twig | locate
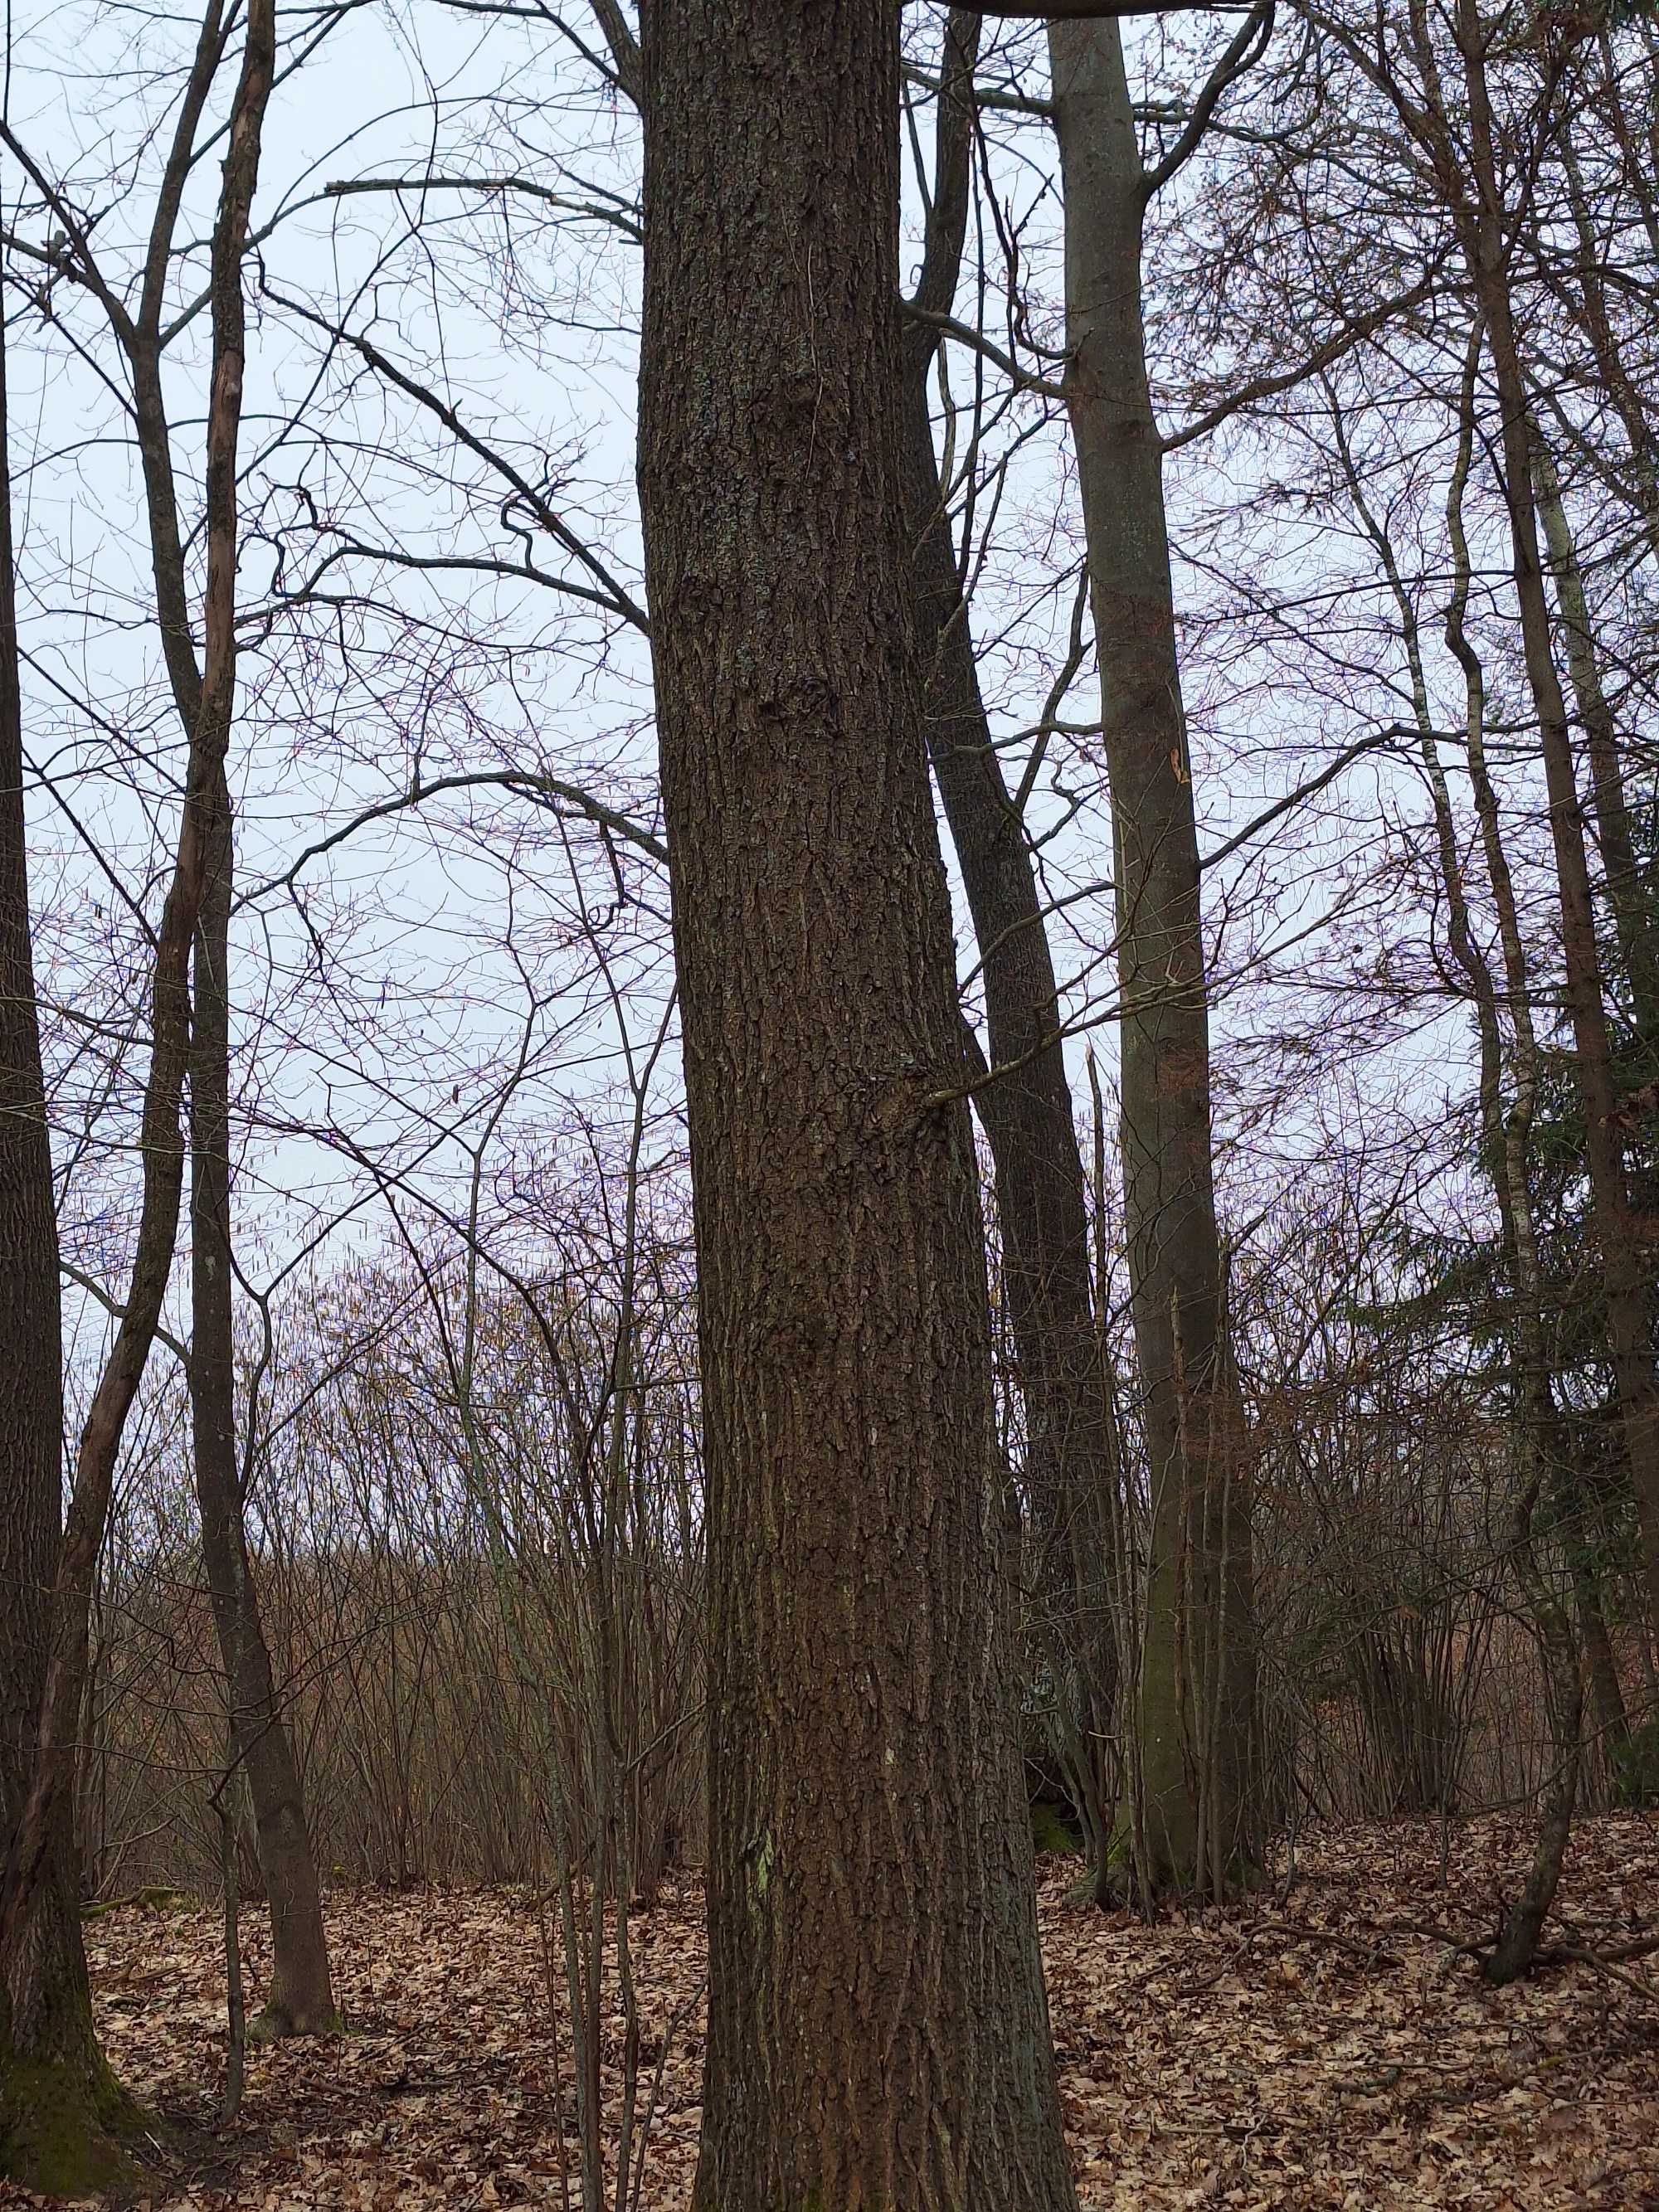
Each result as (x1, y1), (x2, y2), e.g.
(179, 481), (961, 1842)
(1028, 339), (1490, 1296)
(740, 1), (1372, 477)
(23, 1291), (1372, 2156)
(1143, 1917), (1403, 1997)
(626, 1976), (707, 2212)
(212, 1735), (246, 2123)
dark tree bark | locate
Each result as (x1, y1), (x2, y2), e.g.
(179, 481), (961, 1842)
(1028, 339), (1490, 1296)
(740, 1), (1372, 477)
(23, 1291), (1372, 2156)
(902, 8), (1118, 1891)
(1048, 16), (1256, 1900)
(635, 2), (1078, 2205)
(0, 275), (139, 2198)
(190, 770), (337, 2036)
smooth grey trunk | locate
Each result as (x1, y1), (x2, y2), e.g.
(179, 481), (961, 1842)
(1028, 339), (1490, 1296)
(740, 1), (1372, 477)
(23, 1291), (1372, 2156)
(902, 7), (1117, 1889)
(1048, 14), (1255, 1898)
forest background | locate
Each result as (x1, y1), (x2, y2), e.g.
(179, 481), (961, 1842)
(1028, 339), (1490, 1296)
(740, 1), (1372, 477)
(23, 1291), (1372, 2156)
(2, 0), (1657, 2202)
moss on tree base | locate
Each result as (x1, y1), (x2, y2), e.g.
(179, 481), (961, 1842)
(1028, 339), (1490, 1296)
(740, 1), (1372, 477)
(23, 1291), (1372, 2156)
(0, 2049), (148, 2199)
(248, 2001), (342, 2045)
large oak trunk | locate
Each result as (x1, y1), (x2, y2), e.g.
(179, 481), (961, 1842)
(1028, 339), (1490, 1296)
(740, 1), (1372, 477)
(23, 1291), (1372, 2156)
(635, 3), (1078, 2204)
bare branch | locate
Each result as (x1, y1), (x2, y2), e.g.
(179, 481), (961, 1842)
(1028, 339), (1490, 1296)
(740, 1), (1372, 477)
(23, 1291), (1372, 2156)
(240, 770), (667, 912)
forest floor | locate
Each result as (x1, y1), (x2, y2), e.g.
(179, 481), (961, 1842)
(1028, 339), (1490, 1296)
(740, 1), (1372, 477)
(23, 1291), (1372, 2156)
(7, 1814), (1659, 2210)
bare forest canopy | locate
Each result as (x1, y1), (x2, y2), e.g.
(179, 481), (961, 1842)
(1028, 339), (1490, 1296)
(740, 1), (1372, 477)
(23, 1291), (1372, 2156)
(2, 0), (1659, 2206)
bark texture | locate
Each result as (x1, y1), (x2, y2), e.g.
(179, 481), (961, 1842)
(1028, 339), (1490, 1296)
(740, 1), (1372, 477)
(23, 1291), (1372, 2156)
(635, 2), (1078, 2204)
(1048, 17), (1255, 1898)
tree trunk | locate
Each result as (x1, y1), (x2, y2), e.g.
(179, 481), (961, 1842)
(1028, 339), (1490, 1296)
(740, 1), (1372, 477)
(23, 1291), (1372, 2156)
(1576, 1563), (1630, 1777)
(190, 769), (338, 2037)
(1485, 1598), (1582, 1985)
(1443, 0), (1659, 1642)
(0, 0), (277, 1996)
(1048, 15), (1255, 1900)
(0, 274), (139, 2200)
(1348, 329), (1620, 1822)
(635, 2), (1078, 2204)
(1437, 299), (1584, 1962)
(1530, 439), (1659, 1053)
(902, 6), (1117, 1894)
(1558, 124), (1659, 574)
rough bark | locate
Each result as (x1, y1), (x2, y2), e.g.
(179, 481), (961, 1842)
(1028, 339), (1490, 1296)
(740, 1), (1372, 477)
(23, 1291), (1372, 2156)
(635, 2), (1078, 2204)
(190, 766), (337, 2035)
(0, 269), (140, 2200)
(1048, 15), (1255, 1899)
(902, 7), (1118, 1890)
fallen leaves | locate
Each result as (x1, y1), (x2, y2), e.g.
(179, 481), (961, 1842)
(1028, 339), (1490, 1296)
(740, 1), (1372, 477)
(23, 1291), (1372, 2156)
(1044, 1814), (1659, 2209)
(2, 1815), (1657, 2210)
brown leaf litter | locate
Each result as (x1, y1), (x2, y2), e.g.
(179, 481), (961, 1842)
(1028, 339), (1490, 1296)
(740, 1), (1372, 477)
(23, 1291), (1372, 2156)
(3, 1815), (1657, 2210)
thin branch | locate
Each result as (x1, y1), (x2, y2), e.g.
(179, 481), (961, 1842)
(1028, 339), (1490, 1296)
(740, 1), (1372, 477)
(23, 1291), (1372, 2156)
(1142, 0), (1275, 199)
(238, 770), (666, 912)
(1199, 734), (1395, 873)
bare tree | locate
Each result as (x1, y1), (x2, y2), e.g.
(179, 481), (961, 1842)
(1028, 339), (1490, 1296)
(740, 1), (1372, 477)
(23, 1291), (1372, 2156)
(0, 253), (140, 2194)
(0, 0), (285, 2057)
(899, 6), (1119, 1896)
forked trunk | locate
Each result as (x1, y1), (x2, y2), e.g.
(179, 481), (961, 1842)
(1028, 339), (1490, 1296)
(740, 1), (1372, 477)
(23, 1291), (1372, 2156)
(0, 0), (280, 2010)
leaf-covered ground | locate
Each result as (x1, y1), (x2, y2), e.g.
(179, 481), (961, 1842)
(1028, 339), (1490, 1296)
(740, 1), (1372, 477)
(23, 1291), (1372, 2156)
(7, 1816), (1659, 2210)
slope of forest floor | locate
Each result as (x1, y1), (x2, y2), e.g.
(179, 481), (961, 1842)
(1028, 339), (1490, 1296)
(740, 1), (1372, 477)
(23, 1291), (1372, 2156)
(5, 1816), (1657, 2210)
